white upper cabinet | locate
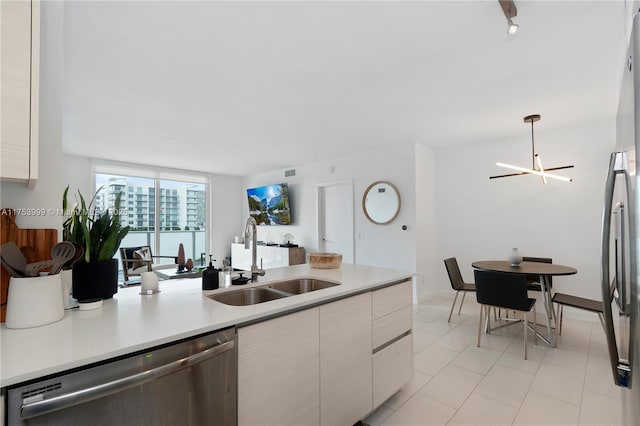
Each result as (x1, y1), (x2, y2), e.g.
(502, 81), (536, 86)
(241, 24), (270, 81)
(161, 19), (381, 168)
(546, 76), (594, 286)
(1, 0), (39, 188)
(231, 243), (304, 270)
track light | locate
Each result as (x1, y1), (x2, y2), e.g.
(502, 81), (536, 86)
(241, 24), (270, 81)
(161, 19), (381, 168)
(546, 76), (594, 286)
(499, 1), (519, 34)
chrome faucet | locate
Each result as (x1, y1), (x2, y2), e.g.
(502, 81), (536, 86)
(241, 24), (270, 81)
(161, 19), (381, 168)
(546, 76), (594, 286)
(244, 216), (266, 282)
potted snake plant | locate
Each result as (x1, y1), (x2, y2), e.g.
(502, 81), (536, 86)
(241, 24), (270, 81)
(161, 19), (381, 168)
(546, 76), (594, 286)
(63, 185), (129, 300)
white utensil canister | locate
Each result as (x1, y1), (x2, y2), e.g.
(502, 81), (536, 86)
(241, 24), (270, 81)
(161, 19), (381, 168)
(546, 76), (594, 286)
(60, 269), (74, 309)
(6, 274), (65, 329)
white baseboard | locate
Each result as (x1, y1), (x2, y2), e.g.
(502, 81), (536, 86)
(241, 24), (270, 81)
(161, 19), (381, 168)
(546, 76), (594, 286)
(415, 290), (438, 304)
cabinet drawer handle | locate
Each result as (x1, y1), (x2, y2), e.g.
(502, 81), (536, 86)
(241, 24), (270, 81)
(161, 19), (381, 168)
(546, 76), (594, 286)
(372, 330), (411, 354)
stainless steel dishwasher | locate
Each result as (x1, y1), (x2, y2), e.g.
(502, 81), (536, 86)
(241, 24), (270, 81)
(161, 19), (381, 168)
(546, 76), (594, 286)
(6, 328), (236, 426)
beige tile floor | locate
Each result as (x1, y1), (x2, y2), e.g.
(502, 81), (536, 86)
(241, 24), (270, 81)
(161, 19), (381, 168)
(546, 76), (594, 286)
(365, 295), (628, 426)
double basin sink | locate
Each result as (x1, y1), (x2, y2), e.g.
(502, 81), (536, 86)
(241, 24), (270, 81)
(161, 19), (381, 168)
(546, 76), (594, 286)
(207, 278), (339, 306)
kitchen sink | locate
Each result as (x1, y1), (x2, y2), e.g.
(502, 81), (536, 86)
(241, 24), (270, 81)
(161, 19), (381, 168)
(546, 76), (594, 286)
(207, 287), (289, 306)
(268, 278), (339, 294)
(207, 278), (340, 306)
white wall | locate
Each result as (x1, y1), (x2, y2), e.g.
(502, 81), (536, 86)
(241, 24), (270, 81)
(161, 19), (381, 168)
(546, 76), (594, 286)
(210, 173), (244, 267)
(5, 0), (616, 308)
(60, 116), (617, 314)
(0, 2), (65, 232)
(435, 118), (616, 310)
(61, 155), (244, 270)
(242, 145), (418, 275)
(415, 144), (437, 301)
(63, 146), (419, 282)
(62, 154), (92, 205)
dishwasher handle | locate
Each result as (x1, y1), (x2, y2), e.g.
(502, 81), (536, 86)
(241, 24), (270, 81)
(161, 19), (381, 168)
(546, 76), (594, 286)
(21, 339), (235, 420)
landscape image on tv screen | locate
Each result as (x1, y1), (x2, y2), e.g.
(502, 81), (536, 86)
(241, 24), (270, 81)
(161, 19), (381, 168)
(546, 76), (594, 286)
(246, 183), (292, 225)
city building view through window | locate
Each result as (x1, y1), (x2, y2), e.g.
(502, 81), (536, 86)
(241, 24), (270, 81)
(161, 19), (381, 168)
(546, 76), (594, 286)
(95, 173), (208, 272)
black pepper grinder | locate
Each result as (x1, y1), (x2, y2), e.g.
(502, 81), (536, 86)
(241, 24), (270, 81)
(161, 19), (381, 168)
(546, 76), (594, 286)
(202, 255), (219, 290)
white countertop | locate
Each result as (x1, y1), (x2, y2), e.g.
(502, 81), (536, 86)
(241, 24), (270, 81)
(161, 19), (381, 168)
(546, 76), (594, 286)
(1, 264), (414, 388)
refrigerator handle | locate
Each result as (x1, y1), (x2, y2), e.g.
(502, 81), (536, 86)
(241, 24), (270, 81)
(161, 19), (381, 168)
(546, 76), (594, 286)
(614, 202), (629, 314)
(601, 151), (630, 387)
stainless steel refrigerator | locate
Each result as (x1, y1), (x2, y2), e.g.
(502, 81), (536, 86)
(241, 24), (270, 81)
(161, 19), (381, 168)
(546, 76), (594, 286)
(601, 11), (640, 425)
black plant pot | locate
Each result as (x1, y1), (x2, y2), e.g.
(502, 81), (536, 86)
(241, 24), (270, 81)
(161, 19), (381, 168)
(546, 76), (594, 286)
(72, 259), (119, 300)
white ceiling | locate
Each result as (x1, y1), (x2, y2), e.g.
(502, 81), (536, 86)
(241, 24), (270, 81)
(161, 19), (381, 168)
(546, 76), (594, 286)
(62, 1), (628, 177)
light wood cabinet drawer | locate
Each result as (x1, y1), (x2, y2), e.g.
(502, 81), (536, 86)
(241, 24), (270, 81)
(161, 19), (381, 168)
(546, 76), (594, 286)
(372, 305), (412, 350)
(372, 280), (412, 319)
(238, 307), (318, 354)
(372, 334), (413, 408)
(238, 308), (320, 426)
(320, 293), (372, 426)
(237, 279), (413, 426)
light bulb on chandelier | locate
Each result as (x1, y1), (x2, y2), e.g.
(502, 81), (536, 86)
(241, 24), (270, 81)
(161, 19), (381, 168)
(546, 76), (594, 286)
(491, 114), (574, 183)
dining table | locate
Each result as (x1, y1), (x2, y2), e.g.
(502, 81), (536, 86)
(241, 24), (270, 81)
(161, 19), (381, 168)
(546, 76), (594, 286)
(471, 260), (577, 347)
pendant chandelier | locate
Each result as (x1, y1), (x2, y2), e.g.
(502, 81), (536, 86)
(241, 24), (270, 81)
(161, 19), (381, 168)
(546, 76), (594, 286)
(490, 114), (574, 183)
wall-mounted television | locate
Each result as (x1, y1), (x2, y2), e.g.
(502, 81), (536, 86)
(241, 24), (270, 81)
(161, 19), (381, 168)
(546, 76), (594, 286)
(246, 183), (292, 225)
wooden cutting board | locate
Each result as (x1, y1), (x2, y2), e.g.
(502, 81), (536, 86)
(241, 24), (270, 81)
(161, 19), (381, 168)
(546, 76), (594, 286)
(1, 209), (58, 322)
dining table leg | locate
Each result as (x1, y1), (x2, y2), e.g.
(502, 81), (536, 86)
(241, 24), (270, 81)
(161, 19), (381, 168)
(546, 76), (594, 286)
(537, 274), (556, 347)
(546, 275), (559, 343)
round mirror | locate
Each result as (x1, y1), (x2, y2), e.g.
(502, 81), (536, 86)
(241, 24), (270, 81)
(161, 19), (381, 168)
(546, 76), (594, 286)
(362, 181), (401, 225)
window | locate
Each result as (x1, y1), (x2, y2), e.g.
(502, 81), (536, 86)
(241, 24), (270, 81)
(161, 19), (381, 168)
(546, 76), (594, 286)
(94, 167), (209, 272)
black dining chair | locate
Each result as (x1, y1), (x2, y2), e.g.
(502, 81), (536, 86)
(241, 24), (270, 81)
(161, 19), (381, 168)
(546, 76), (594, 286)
(551, 279), (614, 336)
(522, 256), (553, 316)
(474, 269), (537, 359)
(522, 256), (553, 291)
(444, 257), (476, 322)
(552, 293), (603, 336)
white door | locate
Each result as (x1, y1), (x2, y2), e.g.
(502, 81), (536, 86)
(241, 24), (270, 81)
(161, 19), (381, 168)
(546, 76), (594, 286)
(317, 181), (354, 263)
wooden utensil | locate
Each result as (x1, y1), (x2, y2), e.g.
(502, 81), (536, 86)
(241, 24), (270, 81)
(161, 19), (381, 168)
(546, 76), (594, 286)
(62, 245), (84, 271)
(24, 242), (75, 276)
(50, 241), (75, 274)
(1, 257), (24, 278)
(0, 242), (28, 276)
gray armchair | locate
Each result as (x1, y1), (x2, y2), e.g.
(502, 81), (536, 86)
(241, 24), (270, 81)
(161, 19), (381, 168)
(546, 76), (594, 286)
(119, 246), (177, 282)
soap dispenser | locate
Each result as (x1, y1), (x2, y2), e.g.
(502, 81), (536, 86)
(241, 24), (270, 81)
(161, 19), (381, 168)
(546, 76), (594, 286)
(202, 255), (219, 290)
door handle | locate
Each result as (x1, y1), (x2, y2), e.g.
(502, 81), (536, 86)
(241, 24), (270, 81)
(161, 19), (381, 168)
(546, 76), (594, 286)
(21, 340), (235, 420)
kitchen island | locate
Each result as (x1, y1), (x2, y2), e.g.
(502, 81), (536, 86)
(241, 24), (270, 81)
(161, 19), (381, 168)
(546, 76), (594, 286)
(1, 263), (414, 424)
